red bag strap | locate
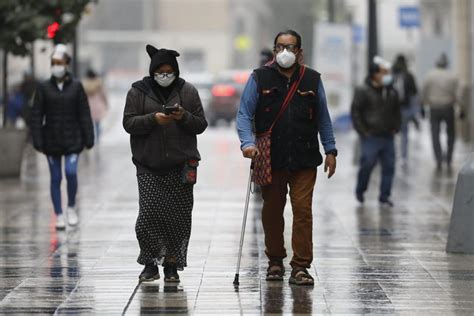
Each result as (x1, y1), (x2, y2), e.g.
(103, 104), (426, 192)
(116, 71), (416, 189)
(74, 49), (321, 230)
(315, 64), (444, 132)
(267, 65), (306, 133)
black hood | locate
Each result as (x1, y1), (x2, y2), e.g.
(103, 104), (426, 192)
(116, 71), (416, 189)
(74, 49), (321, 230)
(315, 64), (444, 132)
(146, 44), (180, 77)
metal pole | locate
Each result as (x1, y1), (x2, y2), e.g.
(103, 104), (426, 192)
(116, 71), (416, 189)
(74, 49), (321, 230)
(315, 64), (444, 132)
(233, 166), (253, 286)
(328, 0), (336, 23)
(2, 51), (8, 128)
(367, 0), (378, 67)
(470, 0), (474, 150)
(30, 42), (35, 79)
(72, 27), (78, 77)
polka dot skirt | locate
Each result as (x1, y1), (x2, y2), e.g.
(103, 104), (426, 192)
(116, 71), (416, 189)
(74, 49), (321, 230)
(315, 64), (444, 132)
(135, 170), (193, 270)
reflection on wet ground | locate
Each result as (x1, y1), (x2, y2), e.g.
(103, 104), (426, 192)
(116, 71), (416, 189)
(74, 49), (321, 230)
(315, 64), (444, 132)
(1, 114), (473, 314)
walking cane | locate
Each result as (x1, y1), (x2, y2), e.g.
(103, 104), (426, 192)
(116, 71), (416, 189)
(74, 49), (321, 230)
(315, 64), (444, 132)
(233, 162), (253, 286)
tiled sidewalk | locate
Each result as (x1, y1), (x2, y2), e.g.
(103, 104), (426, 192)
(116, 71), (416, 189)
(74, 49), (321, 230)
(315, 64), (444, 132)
(0, 119), (473, 314)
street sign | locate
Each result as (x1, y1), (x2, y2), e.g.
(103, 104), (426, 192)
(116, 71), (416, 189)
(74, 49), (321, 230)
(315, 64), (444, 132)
(399, 6), (420, 28)
(352, 24), (364, 44)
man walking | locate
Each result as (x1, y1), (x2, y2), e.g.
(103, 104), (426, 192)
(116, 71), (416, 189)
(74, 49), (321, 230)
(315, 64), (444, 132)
(422, 54), (460, 171)
(237, 30), (337, 286)
(351, 57), (401, 208)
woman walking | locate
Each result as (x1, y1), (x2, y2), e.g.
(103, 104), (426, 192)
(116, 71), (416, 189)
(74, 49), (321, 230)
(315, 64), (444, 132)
(31, 44), (94, 229)
(123, 44), (207, 282)
(82, 69), (108, 144)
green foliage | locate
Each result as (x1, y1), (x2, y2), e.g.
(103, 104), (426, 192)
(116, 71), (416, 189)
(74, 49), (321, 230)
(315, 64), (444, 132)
(0, 0), (93, 55)
(0, 1), (49, 55)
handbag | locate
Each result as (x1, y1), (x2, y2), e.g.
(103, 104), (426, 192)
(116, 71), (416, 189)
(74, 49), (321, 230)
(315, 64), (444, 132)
(253, 65), (306, 186)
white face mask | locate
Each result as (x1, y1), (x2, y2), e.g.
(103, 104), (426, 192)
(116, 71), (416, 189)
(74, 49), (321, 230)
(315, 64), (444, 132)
(154, 73), (176, 87)
(382, 74), (393, 86)
(276, 49), (296, 69)
(51, 65), (66, 79)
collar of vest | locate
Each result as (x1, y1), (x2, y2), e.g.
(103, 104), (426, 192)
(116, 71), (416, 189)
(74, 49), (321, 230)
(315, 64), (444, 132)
(264, 62), (303, 82)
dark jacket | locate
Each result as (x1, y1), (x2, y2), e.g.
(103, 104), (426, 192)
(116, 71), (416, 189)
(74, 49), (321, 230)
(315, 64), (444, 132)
(254, 63), (323, 171)
(31, 74), (94, 155)
(123, 77), (207, 175)
(351, 78), (401, 137)
(393, 71), (417, 107)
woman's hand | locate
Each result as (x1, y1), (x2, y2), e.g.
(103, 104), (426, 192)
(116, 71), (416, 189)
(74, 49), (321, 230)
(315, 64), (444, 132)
(169, 106), (185, 121)
(154, 112), (174, 125)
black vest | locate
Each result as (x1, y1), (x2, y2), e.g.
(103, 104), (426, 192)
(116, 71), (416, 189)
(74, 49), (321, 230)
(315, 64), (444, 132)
(254, 64), (323, 171)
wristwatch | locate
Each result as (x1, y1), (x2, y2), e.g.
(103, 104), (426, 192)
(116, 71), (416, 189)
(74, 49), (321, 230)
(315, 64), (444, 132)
(325, 149), (338, 157)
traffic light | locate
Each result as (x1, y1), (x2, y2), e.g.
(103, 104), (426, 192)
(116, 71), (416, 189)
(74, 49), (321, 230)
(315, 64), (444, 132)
(47, 21), (60, 39)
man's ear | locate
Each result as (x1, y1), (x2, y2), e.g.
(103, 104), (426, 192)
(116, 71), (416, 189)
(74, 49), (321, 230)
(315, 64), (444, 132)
(146, 44), (159, 58)
(297, 49), (305, 65)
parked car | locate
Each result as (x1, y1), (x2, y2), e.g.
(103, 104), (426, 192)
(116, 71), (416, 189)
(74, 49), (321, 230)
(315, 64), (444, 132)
(207, 69), (251, 126)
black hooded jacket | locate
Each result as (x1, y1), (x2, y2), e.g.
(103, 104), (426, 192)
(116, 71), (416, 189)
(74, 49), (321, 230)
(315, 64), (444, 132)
(351, 78), (401, 137)
(31, 74), (94, 155)
(123, 76), (207, 175)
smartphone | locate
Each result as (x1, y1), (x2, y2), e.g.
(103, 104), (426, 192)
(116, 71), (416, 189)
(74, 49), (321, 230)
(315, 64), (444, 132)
(164, 103), (179, 115)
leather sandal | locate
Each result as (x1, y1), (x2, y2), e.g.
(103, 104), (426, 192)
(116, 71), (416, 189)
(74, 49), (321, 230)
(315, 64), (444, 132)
(289, 267), (314, 286)
(266, 260), (285, 281)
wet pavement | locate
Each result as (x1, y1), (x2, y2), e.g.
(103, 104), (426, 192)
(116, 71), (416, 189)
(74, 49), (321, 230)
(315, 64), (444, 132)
(1, 92), (474, 315)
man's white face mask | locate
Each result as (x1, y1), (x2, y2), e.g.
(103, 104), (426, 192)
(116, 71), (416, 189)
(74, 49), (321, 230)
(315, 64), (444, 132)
(276, 49), (296, 69)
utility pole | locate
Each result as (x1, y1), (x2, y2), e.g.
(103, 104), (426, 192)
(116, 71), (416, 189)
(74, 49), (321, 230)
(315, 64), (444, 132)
(367, 0), (378, 67)
(470, 0), (474, 147)
(328, 0), (335, 23)
(2, 51), (7, 128)
(73, 27), (78, 77)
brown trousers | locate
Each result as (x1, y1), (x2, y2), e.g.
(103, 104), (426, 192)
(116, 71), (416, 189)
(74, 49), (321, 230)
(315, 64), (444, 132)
(261, 168), (317, 269)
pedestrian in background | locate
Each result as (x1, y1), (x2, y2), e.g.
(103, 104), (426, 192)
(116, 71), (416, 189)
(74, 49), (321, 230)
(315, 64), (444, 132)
(30, 44), (94, 229)
(237, 30), (337, 286)
(351, 56), (401, 208)
(123, 44), (207, 283)
(392, 54), (419, 166)
(82, 68), (108, 145)
(259, 48), (274, 67)
(5, 85), (25, 127)
(422, 53), (462, 172)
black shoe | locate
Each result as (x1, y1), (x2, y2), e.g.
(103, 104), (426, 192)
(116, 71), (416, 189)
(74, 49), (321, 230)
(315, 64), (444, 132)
(356, 192), (364, 204)
(163, 263), (180, 282)
(379, 199), (394, 208)
(139, 263), (160, 282)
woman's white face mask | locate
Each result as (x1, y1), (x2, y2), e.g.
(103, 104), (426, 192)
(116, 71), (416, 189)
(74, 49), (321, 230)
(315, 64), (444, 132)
(51, 65), (66, 79)
(154, 72), (176, 87)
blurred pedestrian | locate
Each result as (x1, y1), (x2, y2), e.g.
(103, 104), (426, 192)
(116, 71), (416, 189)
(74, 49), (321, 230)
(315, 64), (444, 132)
(5, 85), (25, 127)
(259, 48), (274, 67)
(422, 53), (460, 171)
(82, 69), (108, 144)
(123, 44), (207, 283)
(19, 70), (40, 128)
(392, 54), (419, 165)
(237, 30), (337, 286)
(30, 44), (94, 230)
(351, 56), (401, 208)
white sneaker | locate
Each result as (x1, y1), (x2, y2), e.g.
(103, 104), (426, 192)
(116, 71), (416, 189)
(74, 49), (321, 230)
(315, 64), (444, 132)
(56, 214), (66, 229)
(66, 207), (79, 226)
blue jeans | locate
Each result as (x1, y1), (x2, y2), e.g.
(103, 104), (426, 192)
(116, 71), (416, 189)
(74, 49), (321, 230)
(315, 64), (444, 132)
(94, 121), (101, 145)
(46, 154), (79, 215)
(400, 103), (419, 160)
(356, 136), (395, 202)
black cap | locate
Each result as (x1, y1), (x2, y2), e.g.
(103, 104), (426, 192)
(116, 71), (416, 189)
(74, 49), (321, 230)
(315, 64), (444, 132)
(146, 44), (180, 77)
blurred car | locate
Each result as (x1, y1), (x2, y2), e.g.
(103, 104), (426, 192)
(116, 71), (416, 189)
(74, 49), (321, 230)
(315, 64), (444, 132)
(181, 72), (214, 113)
(207, 69), (251, 126)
